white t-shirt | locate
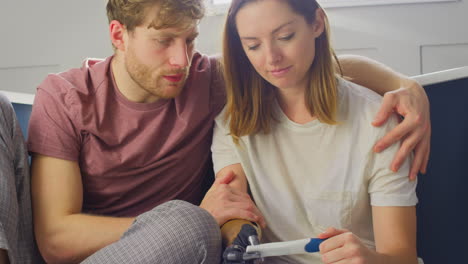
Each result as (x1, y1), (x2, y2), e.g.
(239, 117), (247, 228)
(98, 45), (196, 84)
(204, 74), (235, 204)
(212, 78), (418, 264)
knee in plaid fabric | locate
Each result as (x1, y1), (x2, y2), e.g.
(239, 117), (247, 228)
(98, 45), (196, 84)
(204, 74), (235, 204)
(83, 200), (222, 263)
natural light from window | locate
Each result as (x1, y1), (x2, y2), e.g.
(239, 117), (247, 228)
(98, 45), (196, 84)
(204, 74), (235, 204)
(213, 0), (231, 4)
(210, 0), (456, 9)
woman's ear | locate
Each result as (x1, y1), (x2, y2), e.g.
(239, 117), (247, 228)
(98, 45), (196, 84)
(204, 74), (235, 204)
(311, 8), (326, 38)
(109, 20), (127, 52)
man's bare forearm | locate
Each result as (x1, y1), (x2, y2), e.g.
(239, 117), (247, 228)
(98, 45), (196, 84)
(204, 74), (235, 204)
(337, 54), (415, 95)
(38, 214), (134, 263)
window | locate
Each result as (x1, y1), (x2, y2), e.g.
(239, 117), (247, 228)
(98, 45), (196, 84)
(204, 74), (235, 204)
(206, 0), (456, 14)
(317, 0), (456, 8)
(212, 0), (231, 4)
(206, 0), (231, 15)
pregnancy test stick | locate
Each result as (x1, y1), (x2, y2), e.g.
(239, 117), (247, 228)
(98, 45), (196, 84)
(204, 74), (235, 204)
(245, 238), (325, 258)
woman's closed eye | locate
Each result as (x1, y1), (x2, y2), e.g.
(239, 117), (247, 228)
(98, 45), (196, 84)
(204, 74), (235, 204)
(244, 32), (295, 51)
(247, 43), (260, 51)
(278, 32), (295, 41)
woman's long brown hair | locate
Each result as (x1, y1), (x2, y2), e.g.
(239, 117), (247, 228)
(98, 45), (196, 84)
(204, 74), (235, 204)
(222, 0), (341, 144)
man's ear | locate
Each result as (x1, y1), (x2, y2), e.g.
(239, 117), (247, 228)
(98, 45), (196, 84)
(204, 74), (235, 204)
(109, 20), (127, 51)
(312, 8), (326, 38)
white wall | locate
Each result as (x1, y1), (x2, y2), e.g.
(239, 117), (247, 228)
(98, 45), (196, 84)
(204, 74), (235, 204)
(200, 0), (468, 75)
(1, 0), (467, 95)
(1, 1), (110, 94)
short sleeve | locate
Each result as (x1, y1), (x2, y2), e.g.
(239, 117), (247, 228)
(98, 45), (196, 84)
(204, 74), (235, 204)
(367, 115), (418, 206)
(211, 109), (240, 174)
(27, 77), (81, 161)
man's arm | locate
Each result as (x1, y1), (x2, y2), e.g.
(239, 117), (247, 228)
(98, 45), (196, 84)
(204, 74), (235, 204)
(338, 54), (408, 95)
(31, 154), (134, 263)
(337, 55), (431, 180)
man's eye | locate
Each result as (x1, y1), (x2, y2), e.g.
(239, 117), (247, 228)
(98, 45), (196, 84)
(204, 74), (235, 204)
(156, 38), (171, 46)
(279, 32), (295, 41)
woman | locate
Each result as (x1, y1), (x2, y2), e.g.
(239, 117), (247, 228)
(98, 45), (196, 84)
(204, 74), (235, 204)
(212, 0), (418, 263)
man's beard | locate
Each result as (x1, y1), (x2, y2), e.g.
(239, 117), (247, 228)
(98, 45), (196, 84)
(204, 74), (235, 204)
(125, 51), (189, 99)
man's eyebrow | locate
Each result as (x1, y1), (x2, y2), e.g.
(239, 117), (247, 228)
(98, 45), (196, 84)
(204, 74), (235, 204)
(240, 20), (296, 40)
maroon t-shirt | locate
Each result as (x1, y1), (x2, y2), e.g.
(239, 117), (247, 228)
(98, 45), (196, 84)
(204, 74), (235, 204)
(27, 53), (225, 217)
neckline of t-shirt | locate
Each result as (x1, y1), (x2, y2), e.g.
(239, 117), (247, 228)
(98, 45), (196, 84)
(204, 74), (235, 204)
(274, 78), (347, 131)
(274, 99), (322, 131)
(109, 60), (171, 111)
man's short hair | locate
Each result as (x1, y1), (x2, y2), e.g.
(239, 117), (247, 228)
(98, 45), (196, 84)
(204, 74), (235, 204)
(106, 0), (205, 31)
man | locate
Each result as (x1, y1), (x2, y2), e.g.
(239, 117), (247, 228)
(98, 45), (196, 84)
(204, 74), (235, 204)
(0, 0), (430, 263)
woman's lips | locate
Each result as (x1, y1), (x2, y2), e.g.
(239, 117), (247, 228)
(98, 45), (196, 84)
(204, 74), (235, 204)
(270, 66), (292, 77)
(163, 74), (184, 82)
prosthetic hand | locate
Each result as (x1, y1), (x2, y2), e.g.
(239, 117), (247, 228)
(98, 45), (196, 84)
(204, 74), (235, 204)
(221, 220), (263, 264)
(221, 219), (327, 263)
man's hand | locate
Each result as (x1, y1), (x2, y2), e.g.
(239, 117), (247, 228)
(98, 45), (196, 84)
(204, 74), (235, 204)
(200, 171), (266, 227)
(372, 80), (431, 180)
(318, 227), (378, 264)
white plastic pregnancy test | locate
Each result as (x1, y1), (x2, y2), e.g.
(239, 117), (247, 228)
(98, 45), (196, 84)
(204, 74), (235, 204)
(245, 238), (326, 258)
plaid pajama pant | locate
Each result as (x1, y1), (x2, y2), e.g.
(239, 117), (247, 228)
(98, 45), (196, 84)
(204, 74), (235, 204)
(82, 200), (222, 264)
(0, 93), (42, 264)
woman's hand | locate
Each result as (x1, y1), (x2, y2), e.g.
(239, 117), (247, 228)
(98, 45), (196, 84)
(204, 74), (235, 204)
(372, 80), (431, 180)
(318, 227), (378, 264)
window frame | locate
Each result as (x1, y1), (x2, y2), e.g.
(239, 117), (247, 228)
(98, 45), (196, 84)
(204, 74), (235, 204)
(206, 0), (457, 15)
(317, 0), (457, 8)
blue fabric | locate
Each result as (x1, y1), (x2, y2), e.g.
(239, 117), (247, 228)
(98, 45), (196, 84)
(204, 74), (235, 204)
(416, 77), (468, 264)
(11, 103), (31, 139)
